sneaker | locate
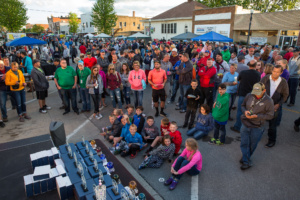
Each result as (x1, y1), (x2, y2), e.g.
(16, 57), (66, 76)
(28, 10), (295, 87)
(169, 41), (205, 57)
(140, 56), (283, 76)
(208, 138), (216, 145)
(99, 106), (104, 110)
(43, 105), (51, 110)
(294, 123), (300, 132)
(96, 114), (103, 120)
(287, 103), (294, 107)
(180, 110), (186, 113)
(176, 103), (179, 106)
(264, 141), (275, 148)
(23, 114), (31, 120)
(175, 106), (181, 110)
(0, 121), (5, 128)
(160, 111), (167, 117)
(169, 179), (178, 190)
(240, 163), (252, 170)
(19, 116), (25, 122)
(167, 100), (171, 104)
(138, 164), (146, 170)
(215, 139), (224, 145)
(59, 105), (65, 110)
(130, 151), (137, 159)
(230, 126), (240, 133)
(3, 118), (8, 122)
(155, 111), (159, 117)
(39, 108), (47, 114)
(182, 124), (188, 128)
(164, 177), (174, 186)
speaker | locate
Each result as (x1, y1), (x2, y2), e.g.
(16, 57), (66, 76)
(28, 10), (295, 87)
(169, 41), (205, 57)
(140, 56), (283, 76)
(49, 121), (66, 147)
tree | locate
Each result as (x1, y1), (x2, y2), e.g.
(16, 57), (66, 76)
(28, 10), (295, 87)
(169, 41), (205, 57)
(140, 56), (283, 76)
(91, 0), (117, 35)
(69, 12), (80, 34)
(31, 25), (44, 34)
(197, 0), (300, 13)
(0, 0), (28, 32)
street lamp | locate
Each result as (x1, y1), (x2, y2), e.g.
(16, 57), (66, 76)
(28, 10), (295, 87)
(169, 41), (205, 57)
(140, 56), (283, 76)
(247, 9), (254, 46)
(149, 19), (151, 38)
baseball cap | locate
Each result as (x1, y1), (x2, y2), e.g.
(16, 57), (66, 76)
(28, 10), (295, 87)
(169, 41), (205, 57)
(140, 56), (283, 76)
(254, 52), (260, 57)
(86, 51), (91, 55)
(223, 46), (228, 50)
(251, 83), (265, 96)
(293, 48), (299, 52)
(205, 50), (209, 53)
(274, 45), (279, 48)
(100, 49), (105, 53)
(172, 48), (177, 52)
(78, 60), (84, 66)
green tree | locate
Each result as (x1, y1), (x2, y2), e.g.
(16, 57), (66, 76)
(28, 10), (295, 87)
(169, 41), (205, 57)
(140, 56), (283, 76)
(197, 0), (300, 12)
(31, 25), (44, 34)
(0, 0), (28, 32)
(91, 0), (117, 34)
(69, 12), (80, 34)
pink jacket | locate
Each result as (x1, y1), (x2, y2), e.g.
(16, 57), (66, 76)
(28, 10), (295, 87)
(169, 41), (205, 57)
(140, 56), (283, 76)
(99, 70), (107, 88)
(172, 148), (202, 174)
(128, 69), (146, 91)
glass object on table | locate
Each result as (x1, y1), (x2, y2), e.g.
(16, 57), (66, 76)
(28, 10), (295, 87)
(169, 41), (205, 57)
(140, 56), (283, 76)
(112, 179), (119, 196)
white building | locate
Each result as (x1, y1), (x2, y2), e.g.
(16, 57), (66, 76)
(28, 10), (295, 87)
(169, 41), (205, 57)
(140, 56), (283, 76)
(142, 0), (207, 40)
(80, 13), (98, 34)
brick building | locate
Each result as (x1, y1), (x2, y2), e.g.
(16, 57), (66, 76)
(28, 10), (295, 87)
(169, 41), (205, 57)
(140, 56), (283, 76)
(26, 23), (49, 31)
(47, 16), (81, 34)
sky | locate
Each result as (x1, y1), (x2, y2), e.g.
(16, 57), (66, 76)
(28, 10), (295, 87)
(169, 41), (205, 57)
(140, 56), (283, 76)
(21, 0), (187, 24)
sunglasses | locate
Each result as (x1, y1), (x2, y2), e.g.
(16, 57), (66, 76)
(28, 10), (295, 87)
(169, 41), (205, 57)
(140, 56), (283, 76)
(110, 69), (114, 70)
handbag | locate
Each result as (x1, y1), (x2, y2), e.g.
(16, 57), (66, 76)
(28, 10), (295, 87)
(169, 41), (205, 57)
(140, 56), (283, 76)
(12, 71), (20, 90)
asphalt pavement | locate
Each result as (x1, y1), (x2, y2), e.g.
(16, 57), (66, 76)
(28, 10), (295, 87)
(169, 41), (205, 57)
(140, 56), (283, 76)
(1, 61), (300, 200)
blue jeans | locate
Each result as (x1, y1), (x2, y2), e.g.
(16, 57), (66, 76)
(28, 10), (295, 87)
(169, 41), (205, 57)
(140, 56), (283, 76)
(108, 88), (122, 108)
(133, 90), (143, 108)
(123, 86), (131, 105)
(179, 84), (190, 111)
(60, 88), (78, 112)
(173, 156), (200, 180)
(0, 90), (16, 118)
(79, 88), (91, 111)
(240, 124), (264, 165)
(228, 93), (237, 117)
(12, 89), (26, 116)
(170, 79), (179, 103)
(187, 127), (208, 140)
(214, 121), (226, 143)
(234, 96), (246, 131)
(288, 78), (299, 104)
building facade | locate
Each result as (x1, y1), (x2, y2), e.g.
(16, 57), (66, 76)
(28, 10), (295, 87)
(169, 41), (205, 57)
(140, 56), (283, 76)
(26, 23), (49, 31)
(47, 16), (81, 34)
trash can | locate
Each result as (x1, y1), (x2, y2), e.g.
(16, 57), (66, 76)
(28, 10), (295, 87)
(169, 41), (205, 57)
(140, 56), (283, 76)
(49, 121), (66, 147)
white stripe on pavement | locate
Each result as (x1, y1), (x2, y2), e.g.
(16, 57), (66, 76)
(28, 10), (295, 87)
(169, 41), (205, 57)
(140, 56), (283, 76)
(191, 175), (199, 200)
(66, 119), (90, 142)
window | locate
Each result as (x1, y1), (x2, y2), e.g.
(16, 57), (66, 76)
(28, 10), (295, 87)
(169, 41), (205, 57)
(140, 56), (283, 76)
(240, 31), (251, 36)
(267, 31), (277, 36)
(119, 22), (122, 27)
(133, 22), (135, 26)
(90, 22), (92, 27)
(137, 24), (140, 30)
(86, 22), (88, 28)
(124, 22), (126, 27)
(281, 30), (287, 35)
(161, 23), (177, 34)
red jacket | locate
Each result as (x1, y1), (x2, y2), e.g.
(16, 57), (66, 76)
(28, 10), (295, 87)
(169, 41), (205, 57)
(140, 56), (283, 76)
(283, 52), (293, 61)
(197, 53), (211, 68)
(198, 66), (216, 88)
(79, 45), (86, 54)
(169, 130), (182, 154)
(83, 57), (97, 69)
(160, 123), (170, 137)
(106, 72), (121, 90)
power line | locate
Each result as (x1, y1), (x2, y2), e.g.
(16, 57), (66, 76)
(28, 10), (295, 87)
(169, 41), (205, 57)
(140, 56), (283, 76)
(27, 8), (78, 14)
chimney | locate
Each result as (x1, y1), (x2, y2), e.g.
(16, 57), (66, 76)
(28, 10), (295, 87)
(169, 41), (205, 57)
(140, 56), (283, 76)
(133, 11), (135, 17)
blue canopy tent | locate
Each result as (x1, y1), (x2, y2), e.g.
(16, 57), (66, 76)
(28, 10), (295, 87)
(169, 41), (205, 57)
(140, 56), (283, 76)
(6, 37), (47, 47)
(191, 31), (233, 42)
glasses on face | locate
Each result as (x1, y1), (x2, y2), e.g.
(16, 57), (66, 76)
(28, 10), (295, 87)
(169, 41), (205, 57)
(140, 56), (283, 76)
(110, 69), (114, 71)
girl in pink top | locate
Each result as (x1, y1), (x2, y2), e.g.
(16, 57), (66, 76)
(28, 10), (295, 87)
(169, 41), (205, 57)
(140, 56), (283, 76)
(96, 64), (107, 107)
(164, 138), (202, 190)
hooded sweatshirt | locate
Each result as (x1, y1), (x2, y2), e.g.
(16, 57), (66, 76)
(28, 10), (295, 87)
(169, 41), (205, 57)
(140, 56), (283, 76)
(195, 113), (214, 132)
(110, 119), (123, 137)
(141, 123), (159, 138)
(128, 69), (146, 91)
(197, 53), (211, 68)
(212, 93), (230, 123)
(169, 130), (182, 154)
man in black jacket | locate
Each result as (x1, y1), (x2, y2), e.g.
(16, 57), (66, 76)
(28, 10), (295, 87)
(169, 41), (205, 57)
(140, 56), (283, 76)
(70, 45), (77, 63)
(261, 65), (289, 148)
(31, 60), (51, 113)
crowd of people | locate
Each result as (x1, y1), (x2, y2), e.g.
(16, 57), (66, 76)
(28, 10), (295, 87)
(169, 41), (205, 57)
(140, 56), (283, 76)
(0, 36), (300, 190)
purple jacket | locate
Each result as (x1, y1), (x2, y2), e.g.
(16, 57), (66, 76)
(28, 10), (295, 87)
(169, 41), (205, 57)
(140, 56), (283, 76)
(99, 70), (107, 88)
(280, 69), (289, 81)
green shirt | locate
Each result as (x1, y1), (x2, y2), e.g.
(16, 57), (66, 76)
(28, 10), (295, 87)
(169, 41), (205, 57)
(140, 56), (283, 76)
(212, 93), (230, 122)
(77, 67), (91, 88)
(54, 66), (76, 89)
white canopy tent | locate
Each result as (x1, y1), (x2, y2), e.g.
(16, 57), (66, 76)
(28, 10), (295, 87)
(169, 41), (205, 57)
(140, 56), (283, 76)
(94, 33), (111, 38)
(127, 32), (150, 39)
(83, 33), (94, 38)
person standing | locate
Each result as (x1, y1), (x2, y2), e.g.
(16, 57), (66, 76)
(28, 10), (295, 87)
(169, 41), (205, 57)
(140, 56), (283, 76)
(54, 59), (79, 115)
(111, 54), (122, 73)
(244, 48), (255, 65)
(239, 83), (274, 170)
(97, 49), (110, 73)
(221, 46), (231, 63)
(5, 62), (31, 122)
(77, 61), (91, 113)
(148, 60), (167, 117)
(30, 60), (51, 114)
(213, 53), (229, 100)
(20, 51), (33, 75)
(287, 48), (300, 107)
(79, 43), (87, 54)
(63, 45), (70, 66)
(106, 64), (122, 109)
(128, 61), (146, 108)
(70, 45), (78, 63)
(120, 63), (131, 107)
(176, 53), (193, 113)
(83, 52), (97, 70)
(198, 58), (216, 109)
(236, 55), (248, 74)
(230, 60), (261, 133)
(160, 54), (173, 99)
(261, 65), (289, 148)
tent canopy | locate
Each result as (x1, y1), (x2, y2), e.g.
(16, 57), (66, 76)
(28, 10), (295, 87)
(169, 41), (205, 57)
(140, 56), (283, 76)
(95, 33), (111, 38)
(83, 33), (94, 38)
(191, 31), (233, 42)
(6, 37), (47, 47)
(171, 32), (199, 40)
(127, 32), (150, 39)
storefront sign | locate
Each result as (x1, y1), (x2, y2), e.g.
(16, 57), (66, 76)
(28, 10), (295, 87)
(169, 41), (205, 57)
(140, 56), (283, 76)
(249, 37), (267, 45)
(7, 33), (26, 41)
(194, 24), (231, 37)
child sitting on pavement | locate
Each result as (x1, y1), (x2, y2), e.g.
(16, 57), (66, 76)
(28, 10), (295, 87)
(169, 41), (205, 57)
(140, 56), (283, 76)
(113, 115), (131, 146)
(132, 106), (145, 134)
(139, 135), (175, 170)
(141, 116), (160, 143)
(120, 124), (144, 159)
(187, 104), (214, 140)
(125, 105), (134, 123)
(169, 122), (183, 155)
(113, 109), (123, 122)
(100, 114), (123, 143)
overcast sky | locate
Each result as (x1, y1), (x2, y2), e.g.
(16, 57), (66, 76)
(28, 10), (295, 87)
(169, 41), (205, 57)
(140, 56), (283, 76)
(21, 0), (187, 24)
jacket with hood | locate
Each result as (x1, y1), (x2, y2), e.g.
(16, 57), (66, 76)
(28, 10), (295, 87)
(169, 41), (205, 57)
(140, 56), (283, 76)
(109, 119), (123, 137)
(198, 65), (217, 88)
(195, 113), (214, 132)
(141, 123), (159, 138)
(212, 93), (230, 123)
(31, 67), (49, 91)
(197, 53), (211, 68)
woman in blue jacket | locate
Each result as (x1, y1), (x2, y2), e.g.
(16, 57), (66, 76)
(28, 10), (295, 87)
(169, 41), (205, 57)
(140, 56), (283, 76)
(187, 104), (214, 140)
